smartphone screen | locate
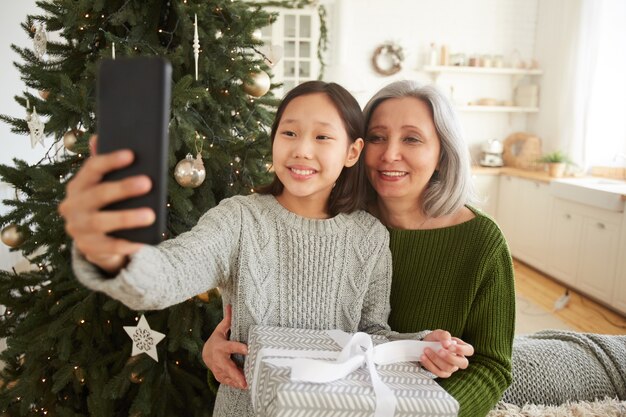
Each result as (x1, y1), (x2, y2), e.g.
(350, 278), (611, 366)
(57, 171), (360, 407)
(96, 57), (171, 245)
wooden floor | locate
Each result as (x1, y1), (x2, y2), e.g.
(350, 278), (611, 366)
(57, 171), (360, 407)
(514, 259), (626, 335)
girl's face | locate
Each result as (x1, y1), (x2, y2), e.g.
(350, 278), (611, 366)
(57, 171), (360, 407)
(364, 97), (441, 207)
(273, 92), (363, 217)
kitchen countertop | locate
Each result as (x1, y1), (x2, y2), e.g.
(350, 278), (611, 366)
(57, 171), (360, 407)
(472, 166), (626, 200)
(472, 166), (553, 182)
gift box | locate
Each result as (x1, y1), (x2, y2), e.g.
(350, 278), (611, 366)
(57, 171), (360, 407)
(245, 325), (459, 417)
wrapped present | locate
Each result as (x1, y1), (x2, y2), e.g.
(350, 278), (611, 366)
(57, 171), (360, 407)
(245, 325), (459, 417)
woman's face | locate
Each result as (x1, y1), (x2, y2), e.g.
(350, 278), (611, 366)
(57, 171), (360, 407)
(364, 97), (441, 207)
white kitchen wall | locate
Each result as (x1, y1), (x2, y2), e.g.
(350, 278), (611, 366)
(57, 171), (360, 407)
(0, 0), (44, 168)
(322, 0), (541, 159)
(1, 0), (41, 274)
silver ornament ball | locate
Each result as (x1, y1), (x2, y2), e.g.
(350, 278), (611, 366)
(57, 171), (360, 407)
(174, 153), (206, 188)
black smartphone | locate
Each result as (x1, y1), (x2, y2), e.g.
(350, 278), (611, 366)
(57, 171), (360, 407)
(96, 56), (172, 245)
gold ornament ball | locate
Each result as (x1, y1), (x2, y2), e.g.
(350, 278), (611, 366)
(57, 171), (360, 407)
(195, 292), (210, 302)
(73, 367), (85, 385)
(4, 379), (18, 390)
(195, 288), (220, 303)
(39, 90), (50, 100)
(63, 129), (84, 151)
(125, 356), (141, 367)
(242, 70), (271, 97)
(174, 153), (206, 188)
(1, 224), (27, 248)
(129, 371), (144, 384)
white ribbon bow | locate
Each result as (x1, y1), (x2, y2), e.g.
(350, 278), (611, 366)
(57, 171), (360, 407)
(252, 330), (443, 417)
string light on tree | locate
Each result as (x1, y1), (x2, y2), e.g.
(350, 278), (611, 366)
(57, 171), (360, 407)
(73, 366), (85, 385)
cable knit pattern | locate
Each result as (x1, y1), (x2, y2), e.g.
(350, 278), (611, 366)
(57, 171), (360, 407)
(71, 193), (394, 417)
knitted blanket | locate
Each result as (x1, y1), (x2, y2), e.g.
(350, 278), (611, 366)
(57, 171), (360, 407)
(500, 330), (626, 406)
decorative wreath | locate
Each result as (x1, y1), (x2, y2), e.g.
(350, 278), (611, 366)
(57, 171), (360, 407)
(371, 42), (405, 76)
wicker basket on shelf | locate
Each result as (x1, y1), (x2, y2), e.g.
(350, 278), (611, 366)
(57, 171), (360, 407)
(502, 132), (542, 170)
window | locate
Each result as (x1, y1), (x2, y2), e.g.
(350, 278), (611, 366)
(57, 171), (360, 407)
(262, 8), (321, 97)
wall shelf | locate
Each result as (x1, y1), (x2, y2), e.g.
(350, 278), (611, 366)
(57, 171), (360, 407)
(423, 65), (543, 76)
(423, 65), (543, 115)
(458, 105), (539, 113)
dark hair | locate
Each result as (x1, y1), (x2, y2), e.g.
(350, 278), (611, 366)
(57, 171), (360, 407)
(257, 81), (367, 215)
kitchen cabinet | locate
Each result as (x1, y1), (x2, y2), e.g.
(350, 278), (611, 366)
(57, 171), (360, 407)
(472, 173), (499, 217)
(496, 175), (521, 249)
(495, 175), (552, 269)
(611, 211), (626, 314)
(487, 169), (626, 314)
(515, 179), (552, 270)
(546, 198), (623, 310)
(422, 66), (542, 113)
(546, 200), (583, 286)
(577, 213), (621, 302)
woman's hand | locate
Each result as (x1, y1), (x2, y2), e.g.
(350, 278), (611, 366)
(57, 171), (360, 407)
(202, 304), (249, 389)
(420, 329), (474, 378)
(58, 135), (153, 274)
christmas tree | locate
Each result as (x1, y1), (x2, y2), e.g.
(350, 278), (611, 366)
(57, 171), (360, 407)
(0, 0), (300, 415)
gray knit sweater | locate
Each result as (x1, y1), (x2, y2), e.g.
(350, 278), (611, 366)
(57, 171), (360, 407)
(72, 193), (395, 417)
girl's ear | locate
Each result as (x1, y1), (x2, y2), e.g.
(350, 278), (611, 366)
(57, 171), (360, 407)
(344, 138), (364, 168)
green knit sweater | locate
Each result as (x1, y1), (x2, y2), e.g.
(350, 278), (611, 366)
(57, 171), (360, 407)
(387, 207), (515, 417)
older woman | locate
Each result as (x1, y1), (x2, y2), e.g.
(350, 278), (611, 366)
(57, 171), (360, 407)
(203, 80), (515, 417)
(361, 80), (515, 416)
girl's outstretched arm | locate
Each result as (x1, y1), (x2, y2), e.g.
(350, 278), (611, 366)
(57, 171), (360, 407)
(59, 135), (150, 273)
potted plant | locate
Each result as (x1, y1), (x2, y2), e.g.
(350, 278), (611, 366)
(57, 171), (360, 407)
(538, 151), (571, 177)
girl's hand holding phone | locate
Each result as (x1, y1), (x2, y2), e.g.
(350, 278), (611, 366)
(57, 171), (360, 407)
(58, 135), (155, 274)
(421, 329), (474, 378)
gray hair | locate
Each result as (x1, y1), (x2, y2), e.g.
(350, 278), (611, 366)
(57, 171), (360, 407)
(363, 80), (476, 218)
